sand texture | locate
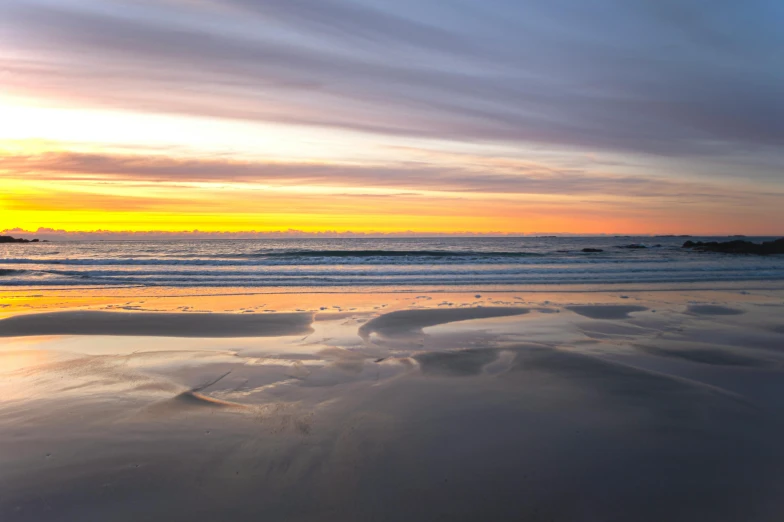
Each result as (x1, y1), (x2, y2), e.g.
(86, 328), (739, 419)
(1, 290), (784, 521)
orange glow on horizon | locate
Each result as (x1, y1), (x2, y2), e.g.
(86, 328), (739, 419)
(2, 101), (784, 237)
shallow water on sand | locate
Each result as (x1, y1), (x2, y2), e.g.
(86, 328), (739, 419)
(1, 290), (784, 521)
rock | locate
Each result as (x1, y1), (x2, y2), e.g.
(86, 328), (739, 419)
(682, 238), (784, 255)
(0, 235), (37, 244)
(617, 244), (647, 249)
(582, 248), (604, 253)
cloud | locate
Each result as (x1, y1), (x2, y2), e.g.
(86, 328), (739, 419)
(2, 0), (783, 160)
(2, 150), (777, 202)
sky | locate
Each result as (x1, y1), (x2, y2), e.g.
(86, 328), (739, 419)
(1, 0), (783, 236)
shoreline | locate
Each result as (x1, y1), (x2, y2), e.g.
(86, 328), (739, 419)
(3, 279), (784, 296)
(3, 279), (784, 293)
(2, 285), (783, 318)
(1, 286), (782, 344)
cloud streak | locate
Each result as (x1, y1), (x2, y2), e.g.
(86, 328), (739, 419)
(2, 151), (777, 202)
(2, 0), (783, 160)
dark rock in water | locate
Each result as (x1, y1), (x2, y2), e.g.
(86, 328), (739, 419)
(582, 248), (604, 253)
(0, 235), (37, 244)
(682, 238), (784, 255)
(617, 244), (647, 249)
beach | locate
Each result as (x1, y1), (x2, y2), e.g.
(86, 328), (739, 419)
(2, 283), (784, 521)
(4, 0), (784, 517)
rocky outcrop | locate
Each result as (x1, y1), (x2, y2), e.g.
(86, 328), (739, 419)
(0, 236), (39, 243)
(682, 238), (784, 255)
(582, 248), (604, 253)
(618, 244), (663, 249)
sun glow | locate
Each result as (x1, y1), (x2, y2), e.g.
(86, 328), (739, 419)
(2, 77), (783, 236)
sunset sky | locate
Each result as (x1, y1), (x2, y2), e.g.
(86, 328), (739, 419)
(1, 0), (783, 235)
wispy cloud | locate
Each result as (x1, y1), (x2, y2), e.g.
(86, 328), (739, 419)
(2, 0), (783, 159)
(3, 151), (777, 202)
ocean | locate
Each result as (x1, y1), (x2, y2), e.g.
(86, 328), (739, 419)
(1, 236), (783, 290)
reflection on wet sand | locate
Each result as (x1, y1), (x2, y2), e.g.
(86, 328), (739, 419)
(1, 293), (784, 521)
(0, 311), (314, 338)
(565, 304), (648, 319)
(359, 307), (529, 340)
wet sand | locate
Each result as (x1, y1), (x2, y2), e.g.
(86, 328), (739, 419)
(1, 288), (784, 521)
(0, 310), (314, 337)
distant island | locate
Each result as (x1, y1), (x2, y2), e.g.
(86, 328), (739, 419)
(0, 235), (45, 243)
(683, 238), (784, 255)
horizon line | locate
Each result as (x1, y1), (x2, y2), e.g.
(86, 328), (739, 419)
(3, 228), (780, 240)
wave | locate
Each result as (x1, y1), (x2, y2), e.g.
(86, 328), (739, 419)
(3, 238), (784, 289)
(0, 268), (26, 276)
(4, 265), (784, 287)
(0, 250), (547, 265)
(1, 272), (783, 287)
(258, 249), (544, 258)
(0, 256), (696, 268)
(34, 263), (784, 279)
